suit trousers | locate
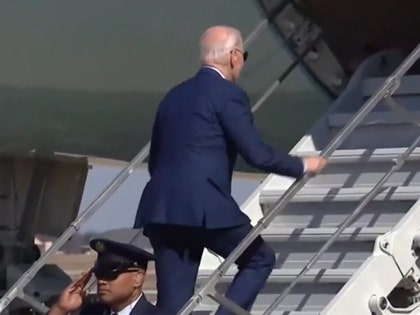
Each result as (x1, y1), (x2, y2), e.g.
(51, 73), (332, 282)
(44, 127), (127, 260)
(145, 223), (276, 314)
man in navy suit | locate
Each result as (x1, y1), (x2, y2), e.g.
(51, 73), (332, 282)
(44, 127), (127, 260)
(134, 25), (327, 314)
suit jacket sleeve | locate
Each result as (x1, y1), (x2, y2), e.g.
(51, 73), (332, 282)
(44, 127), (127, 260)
(217, 88), (304, 178)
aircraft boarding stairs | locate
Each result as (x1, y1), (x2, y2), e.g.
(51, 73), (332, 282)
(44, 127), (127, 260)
(1, 36), (420, 315)
(190, 48), (420, 315)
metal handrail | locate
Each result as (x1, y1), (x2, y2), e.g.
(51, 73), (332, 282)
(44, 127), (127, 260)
(263, 101), (420, 314)
(244, 19), (268, 49)
(244, 0), (296, 49)
(177, 44), (420, 315)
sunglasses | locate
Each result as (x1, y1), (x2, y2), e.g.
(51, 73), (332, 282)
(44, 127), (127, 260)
(242, 51), (249, 62)
(93, 267), (140, 281)
(93, 262), (141, 281)
(231, 49), (248, 62)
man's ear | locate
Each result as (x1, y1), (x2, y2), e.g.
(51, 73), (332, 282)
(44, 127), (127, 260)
(133, 270), (144, 288)
(229, 51), (235, 69)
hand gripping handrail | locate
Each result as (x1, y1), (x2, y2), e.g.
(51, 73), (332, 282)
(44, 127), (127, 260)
(176, 44), (420, 315)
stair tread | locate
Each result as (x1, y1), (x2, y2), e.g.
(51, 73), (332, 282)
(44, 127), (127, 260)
(260, 185), (420, 203)
(194, 306), (320, 315)
(262, 225), (388, 242)
(363, 74), (420, 96)
(261, 201), (405, 235)
(328, 110), (420, 127)
(198, 268), (355, 279)
(295, 147), (420, 163)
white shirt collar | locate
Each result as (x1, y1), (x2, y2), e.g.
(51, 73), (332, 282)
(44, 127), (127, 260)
(203, 66), (226, 79)
(111, 293), (142, 315)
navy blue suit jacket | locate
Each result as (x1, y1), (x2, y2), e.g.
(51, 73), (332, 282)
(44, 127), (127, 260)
(134, 68), (304, 229)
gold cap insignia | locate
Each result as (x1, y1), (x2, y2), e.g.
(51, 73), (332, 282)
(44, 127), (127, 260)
(95, 241), (106, 253)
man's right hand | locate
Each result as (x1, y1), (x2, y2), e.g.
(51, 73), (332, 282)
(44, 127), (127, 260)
(303, 156), (327, 175)
(49, 269), (92, 315)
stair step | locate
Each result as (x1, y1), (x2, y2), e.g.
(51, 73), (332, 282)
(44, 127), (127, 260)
(328, 111), (420, 128)
(285, 159), (420, 189)
(329, 128), (419, 150)
(260, 186), (420, 204)
(262, 226), (388, 242)
(363, 75), (420, 96)
(197, 269), (354, 283)
(194, 307), (320, 315)
(270, 149), (420, 191)
(196, 282), (343, 313)
(273, 242), (371, 270)
(195, 301), (323, 314)
(264, 200), (410, 229)
(243, 312), (319, 315)
(207, 240), (371, 270)
(295, 148), (420, 163)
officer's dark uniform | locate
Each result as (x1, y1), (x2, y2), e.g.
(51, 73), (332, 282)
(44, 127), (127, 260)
(79, 238), (156, 315)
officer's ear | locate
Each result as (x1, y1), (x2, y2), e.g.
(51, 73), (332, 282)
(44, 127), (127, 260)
(133, 270), (144, 288)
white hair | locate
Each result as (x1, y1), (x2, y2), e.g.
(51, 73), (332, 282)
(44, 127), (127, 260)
(200, 26), (242, 65)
